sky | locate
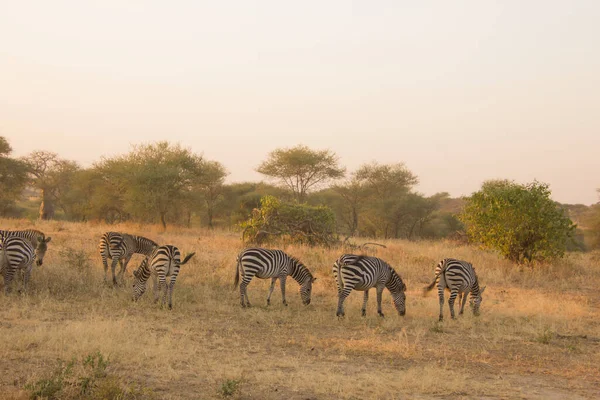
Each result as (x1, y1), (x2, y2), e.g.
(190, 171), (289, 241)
(1, 1), (599, 205)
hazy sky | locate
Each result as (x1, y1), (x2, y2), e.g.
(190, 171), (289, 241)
(1, 1), (599, 204)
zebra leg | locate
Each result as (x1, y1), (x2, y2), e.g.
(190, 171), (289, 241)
(167, 279), (176, 310)
(267, 278), (277, 305)
(21, 263), (33, 294)
(448, 289), (458, 319)
(152, 274), (159, 304)
(279, 275), (288, 306)
(438, 287), (445, 322)
(101, 252), (109, 283)
(119, 256), (132, 285)
(110, 257), (119, 286)
(376, 286), (385, 317)
(239, 273), (254, 308)
(336, 286), (353, 317)
(459, 291), (468, 315)
(160, 278), (168, 308)
(362, 290), (369, 317)
(3, 268), (15, 295)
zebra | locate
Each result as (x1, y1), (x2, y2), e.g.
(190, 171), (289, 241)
(333, 254), (407, 317)
(424, 258), (486, 321)
(233, 248), (316, 308)
(0, 234), (36, 294)
(132, 245), (195, 309)
(0, 229), (51, 266)
(98, 232), (158, 285)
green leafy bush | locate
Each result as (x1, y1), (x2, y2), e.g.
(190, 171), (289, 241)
(240, 195), (336, 246)
(460, 180), (576, 263)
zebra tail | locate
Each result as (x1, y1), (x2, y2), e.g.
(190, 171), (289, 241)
(423, 276), (439, 294)
(180, 252), (196, 265)
(233, 256), (240, 290)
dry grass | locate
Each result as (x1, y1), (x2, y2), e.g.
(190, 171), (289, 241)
(0, 218), (599, 399)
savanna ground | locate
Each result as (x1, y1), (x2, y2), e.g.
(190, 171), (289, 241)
(0, 219), (599, 399)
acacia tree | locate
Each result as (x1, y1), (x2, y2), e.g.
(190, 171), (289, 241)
(196, 160), (228, 228)
(257, 145), (345, 202)
(460, 180), (576, 263)
(0, 137), (29, 215)
(22, 151), (80, 220)
(98, 142), (204, 229)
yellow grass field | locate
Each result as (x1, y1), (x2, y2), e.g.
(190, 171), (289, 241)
(1, 219), (599, 399)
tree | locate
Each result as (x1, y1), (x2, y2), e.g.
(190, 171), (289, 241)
(460, 180), (576, 263)
(22, 151), (80, 220)
(257, 145), (345, 202)
(196, 161), (228, 228)
(97, 142), (204, 229)
(0, 137), (29, 215)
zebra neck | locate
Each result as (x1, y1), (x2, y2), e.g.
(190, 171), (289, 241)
(289, 262), (311, 285)
(471, 279), (481, 295)
(385, 269), (403, 294)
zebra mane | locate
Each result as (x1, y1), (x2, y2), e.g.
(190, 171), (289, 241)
(388, 265), (406, 292)
(289, 257), (314, 281)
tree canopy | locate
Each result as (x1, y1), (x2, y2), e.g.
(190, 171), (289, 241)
(257, 145), (345, 202)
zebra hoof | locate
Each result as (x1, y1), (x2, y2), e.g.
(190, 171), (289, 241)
(439, 316), (444, 322)
(378, 312), (385, 318)
(361, 310), (366, 317)
(336, 311), (345, 317)
(267, 300), (271, 306)
(283, 302), (288, 307)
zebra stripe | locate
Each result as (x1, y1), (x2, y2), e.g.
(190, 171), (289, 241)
(0, 235), (36, 294)
(424, 258), (486, 321)
(132, 245), (195, 309)
(234, 248), (316, 307)
(99, 232), (158, 285)
(333, 254), (407, 317)
(0, 229), (51, 266)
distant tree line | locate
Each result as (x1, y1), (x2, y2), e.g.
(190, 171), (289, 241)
(1, 136), (598, 261)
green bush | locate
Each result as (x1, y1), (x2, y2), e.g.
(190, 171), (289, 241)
(240, 195), (336, 246)
(460, 180), (576, 263)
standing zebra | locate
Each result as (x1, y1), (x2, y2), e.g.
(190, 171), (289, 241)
(424, 258), (486, 321)
(132, 245), (195, 309)
(98, 232), (158, 285)
(234, 248), (316, 308)
(0, 234), (36, 294)
(0, 229), (51, 266)
(333, 254), (407, 317)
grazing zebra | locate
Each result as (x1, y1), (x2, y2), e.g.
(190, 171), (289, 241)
(98, 232), (158, 285)
(424, 258), (486, 321)
(0, 229), (51, 266)
(234, 248), (316, 308)
(333, 254), (407, 317)
(132, 245), (195, 309)
(0, 235), (36, 294)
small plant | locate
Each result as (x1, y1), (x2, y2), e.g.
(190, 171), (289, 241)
(25, 351), (149, 400)
(220, 379), (241, 397)
(429, 322), (444, 334)
(59, 247), (91, 273)
(535, 327), (553, 344)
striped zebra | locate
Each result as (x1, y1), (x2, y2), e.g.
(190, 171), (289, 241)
(98, 232), (158, 285)
(0, 229), (51, 266)
(333, 254), (407, 317)
(132, 245), (195, 309)
(424, 258), (486, 321)
(0, 234), (36, 294)
(234, 248), (316, 308)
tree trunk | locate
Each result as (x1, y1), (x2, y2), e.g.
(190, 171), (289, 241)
(207, 208), (214, 229)
(39, 189), (55, 220)
(160, 212), (167, 230)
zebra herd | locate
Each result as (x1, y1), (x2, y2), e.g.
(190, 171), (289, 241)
(0, 229), (486, 319)
(235, 247), (486, 321)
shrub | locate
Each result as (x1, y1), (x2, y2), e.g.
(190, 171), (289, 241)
(240, 195), (337, 246)
(460, 180), (576, 263)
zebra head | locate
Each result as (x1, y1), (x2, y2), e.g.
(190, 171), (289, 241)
(300, 276), (317, 305)
(392, 282), (407, 316)
(132, 258), (149, 301)
(35, 236), (52, 266)
(472, 286), (486, 315)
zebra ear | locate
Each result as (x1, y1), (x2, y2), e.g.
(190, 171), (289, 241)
(312, 277), (317, 282)
(133, 269), (139, 278)
(480, 286), (486, 294)
(45, 237), (52, 243)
